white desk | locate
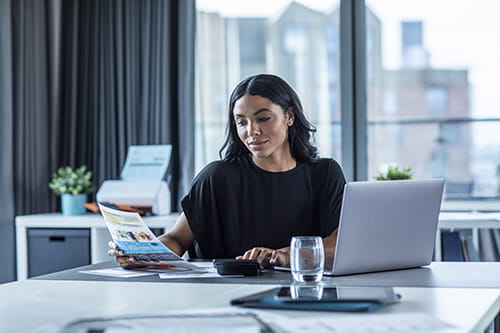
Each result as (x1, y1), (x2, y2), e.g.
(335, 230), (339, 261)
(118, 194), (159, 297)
(436, 212), (500, 261)
(0, 279), (498, 332)
(16, 211), (500, 279)
(15, 213), (179, 280)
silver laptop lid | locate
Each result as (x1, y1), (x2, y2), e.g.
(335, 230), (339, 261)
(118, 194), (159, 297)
(330, 179), (444, 276)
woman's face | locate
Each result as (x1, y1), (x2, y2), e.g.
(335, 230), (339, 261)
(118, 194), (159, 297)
(233, 93), (294, 162)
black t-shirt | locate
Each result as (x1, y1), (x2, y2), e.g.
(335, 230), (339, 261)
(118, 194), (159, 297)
(181, 155), (346, 259)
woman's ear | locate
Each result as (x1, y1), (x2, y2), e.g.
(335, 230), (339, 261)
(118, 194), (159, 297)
(286, 107), (295, 126)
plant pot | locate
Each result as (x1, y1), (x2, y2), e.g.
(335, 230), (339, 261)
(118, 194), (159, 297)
(61, 194), (87, 216)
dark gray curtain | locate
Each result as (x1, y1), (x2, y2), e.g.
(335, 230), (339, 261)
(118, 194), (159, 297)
(0, 0), (195, 282)
(0, 0), (16, 283)
(12, 0), (61, 215)
(58, 0), (195, 207)
(0, 0), (60, 283)
(172, 0), (196, 209)
(59, 0), (170, 182)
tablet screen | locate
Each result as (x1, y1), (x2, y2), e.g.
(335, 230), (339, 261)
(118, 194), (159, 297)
(275, 286), (400, 303)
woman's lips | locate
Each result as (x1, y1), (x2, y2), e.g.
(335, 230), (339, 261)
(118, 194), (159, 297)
(248, 141), (267, 150)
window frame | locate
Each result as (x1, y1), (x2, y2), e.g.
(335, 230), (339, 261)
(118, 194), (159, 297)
(340, 0), (368, 181)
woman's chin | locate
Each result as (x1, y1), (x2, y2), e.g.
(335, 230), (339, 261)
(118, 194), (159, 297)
(251, 151), (270, 159)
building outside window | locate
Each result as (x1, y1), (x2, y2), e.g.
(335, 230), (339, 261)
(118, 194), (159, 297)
(196, 0), (500, 200)
(195, 0), (341, 170)
(367, 0), (500, 199)
(426, 86), (448, 116)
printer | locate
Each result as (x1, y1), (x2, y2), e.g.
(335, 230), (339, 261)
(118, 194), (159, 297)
(96, 145), (172, 215)
(96, 180), (170, 215)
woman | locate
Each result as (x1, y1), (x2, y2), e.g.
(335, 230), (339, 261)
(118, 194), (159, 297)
(109, 74), (346, 268)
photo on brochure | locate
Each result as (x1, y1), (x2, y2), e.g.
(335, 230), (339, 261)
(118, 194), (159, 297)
(98, 203), (203, 273)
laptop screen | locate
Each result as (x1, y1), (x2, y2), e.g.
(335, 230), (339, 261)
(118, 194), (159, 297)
(327, 179), (444, 276)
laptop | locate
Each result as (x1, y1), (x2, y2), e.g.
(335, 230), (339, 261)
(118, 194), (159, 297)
(324, 179), (444, 276)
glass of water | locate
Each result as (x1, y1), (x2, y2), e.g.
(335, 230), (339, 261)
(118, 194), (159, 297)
(290, 236), (324, 283)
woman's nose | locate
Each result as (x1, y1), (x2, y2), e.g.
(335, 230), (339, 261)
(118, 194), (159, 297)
(248, 123), (261, 136)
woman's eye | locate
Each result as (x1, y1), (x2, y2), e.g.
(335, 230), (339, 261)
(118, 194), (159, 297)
(236, 120), (247, 127)
(258, 117), (271, 122)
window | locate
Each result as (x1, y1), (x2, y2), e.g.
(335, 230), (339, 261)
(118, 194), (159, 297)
(383, 88), (397, 116)
(195, 0), (341, 172)
(426, 86), (448, 115)
(366, 0), (500, 198)
(284, 24), (308, 54)
(196, 0), (500, 200)
(325, 24), (339, 52)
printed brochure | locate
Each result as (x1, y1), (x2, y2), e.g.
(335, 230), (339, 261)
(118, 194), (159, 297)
(98, 203), (203, 272)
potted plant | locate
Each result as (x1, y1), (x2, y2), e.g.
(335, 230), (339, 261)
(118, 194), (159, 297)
(49, 166), (94, 215)
(375, 164), (412, 180)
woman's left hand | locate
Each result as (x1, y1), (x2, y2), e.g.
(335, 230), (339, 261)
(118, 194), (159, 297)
(236, 247), (290, 268)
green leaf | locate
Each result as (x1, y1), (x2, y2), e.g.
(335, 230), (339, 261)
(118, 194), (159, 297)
(375, 164), (412, 181)
(48, 165), (94, 196)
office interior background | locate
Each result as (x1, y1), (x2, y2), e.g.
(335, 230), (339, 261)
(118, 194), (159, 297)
(1, 0), (499, 283)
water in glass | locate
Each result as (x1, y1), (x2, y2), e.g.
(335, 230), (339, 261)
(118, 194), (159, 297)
(290, 236), (324, 282)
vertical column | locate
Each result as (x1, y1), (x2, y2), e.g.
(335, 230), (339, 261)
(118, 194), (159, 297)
(340, 0), (367, 182)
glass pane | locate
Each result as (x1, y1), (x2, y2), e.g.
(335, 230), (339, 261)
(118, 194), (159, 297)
(195, 0), (341, 173)
(366, 0), (500, 199)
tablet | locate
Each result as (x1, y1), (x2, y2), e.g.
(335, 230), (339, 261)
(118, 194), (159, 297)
(231, 286), (400, 312)
(274, 286), (400, 303)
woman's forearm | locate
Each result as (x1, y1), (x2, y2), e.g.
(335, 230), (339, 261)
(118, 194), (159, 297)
(157, 233), (189, 257)
(157, 212), (195, 257)
(323, 228), (338, 265)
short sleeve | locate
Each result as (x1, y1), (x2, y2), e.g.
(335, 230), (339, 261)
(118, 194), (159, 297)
(315, 159), (346, 236)
(180, 161), (226, 258)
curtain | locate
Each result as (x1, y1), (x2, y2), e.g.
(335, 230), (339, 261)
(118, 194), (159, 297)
(59, 0), (170, 182)
(11, 0), (62, 215)
(0, 0), (16, 283)
(0, 0), (60, 283)
(58, 0), (195, 207)
(173, 1), (196, 209)
(0, 0), (195, 283)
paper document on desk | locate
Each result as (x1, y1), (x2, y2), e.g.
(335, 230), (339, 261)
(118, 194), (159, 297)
(275, 313), (455, 332)
(99, 204), (203, 273)
(60, 308), (270, 333)
(159, 262), (245, 279)
(79, 267), (158, 278)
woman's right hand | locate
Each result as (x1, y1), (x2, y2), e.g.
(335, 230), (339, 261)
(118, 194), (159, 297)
(236, 246), (290, 268)
(107, 241), (147, 269)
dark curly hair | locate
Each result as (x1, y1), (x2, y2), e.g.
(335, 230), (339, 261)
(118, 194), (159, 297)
(219, 74), (318, 162)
